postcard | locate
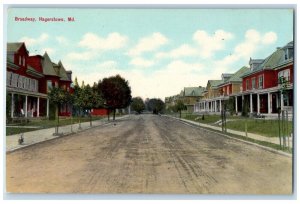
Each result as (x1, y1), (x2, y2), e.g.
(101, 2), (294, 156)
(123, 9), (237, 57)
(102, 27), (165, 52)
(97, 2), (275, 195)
(5, 7), (294, 195)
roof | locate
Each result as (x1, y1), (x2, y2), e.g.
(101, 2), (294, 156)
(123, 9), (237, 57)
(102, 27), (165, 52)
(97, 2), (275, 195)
(42, 52), (59, 76)
(242, 41), (294, 78)
(7, 42), (24, 52)
(58, 61), (71, 81)
(183, 86), (206, 97)
(226, 66), (249, 83)
(208, 80), (223, 88)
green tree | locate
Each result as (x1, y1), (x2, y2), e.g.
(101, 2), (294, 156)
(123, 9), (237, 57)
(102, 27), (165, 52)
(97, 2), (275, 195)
(131, 97), (145, 114)
(147, 98), (165, 114)
(225, 96), (235, 115)
(98, 75), (132, 120)
(48, 87), (71, 135)
(174, 100), (186, 118)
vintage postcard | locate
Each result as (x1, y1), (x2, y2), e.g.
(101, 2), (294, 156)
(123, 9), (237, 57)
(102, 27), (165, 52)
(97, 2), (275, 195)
(5, 7), (294, 195)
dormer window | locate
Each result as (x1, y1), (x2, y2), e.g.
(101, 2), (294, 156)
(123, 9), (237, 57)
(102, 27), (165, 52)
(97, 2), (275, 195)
(23, 57), (26, 66)
(285, 48), (293, 60)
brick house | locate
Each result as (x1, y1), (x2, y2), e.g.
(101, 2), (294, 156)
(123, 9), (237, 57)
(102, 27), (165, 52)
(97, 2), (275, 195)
(6, 42), (74, 119)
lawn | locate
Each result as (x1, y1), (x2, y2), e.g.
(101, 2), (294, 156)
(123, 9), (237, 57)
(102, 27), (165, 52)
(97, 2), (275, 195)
(180, 113), (293, 138)
(6, 115), (107, 136)
(225, 119), (293, 138)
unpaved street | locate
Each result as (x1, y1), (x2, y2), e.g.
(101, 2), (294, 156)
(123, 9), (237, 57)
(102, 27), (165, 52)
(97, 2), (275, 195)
(6, 114), (292, 194)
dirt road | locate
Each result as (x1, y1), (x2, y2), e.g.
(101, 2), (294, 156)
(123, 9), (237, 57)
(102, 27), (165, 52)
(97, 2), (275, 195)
(6, 114), (293, 194)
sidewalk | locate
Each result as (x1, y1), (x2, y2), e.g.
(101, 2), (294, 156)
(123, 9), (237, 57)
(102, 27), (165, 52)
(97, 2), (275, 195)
(165, 115), (293, 147)
(6, 115), (129, 152)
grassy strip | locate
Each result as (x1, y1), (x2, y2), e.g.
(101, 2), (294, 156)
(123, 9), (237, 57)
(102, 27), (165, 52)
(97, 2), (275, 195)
(6, 127), (39, 136)
(202, 126), (293, 154)
(182, 114), (293, 138)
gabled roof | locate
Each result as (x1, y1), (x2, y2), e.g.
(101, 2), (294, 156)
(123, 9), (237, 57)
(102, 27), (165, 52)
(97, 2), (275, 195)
(42, 52), (59, 76)
(208, 80), (223, 88)
(7, 42), (24, 52)
(223, 66), (249, 84)
(58, 61), (71, 81)
(242, 41), (294, 78)
(183, 86), (206, 97)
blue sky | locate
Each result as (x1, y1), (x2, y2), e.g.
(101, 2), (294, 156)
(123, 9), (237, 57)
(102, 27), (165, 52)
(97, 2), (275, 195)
(7, 8), (293, 99)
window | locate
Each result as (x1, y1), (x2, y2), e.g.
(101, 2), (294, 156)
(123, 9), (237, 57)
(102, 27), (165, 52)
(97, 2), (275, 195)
(18, 76), (23, 88)
(12, 73), (19, 87)
(23, 57), (26, 66)
(47, 80), (52, 92)
(285, 48), (294, 60)
(258, 75), (263, 89)
(19, 56), (22, 65)
(278, 69), (290, 84)
(246, 79), (250, 90)
(252, 78), (256, 89)
(55, 81), (58, 88)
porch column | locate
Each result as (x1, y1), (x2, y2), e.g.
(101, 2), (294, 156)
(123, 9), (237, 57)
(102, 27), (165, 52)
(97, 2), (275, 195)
(235, 96), (238, 113)
(268, 92), (271, 114)
(257, 94), (260, 114)
(47, 98), (49, 117)
(25, 95), (28, 117)
(219, 100), (222, 112)
(250, 93), (253, 113)
(11, 93), (14, 118)
(37, 97), (40, 117)
(214, 101), (217, 112)
(280, 92), (284, 109)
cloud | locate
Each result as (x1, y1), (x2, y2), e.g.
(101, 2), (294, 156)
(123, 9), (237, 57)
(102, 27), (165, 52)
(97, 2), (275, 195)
(66, 51), (95, 61)
(19, 33), (49, 47)
(193, 29), (234, 58)
(127, 32), (169, 56)
(56, 36), (68, 44)
(262, 32), (278, 44)
(79, 32), (128, 51)
(155, 44), (198, 59)
(130, 57), (155, 67)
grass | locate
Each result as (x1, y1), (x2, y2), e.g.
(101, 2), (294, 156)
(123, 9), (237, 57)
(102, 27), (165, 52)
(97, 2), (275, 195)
(200, 125), (293, 154)
(179, 113), (293, 138)
(6, 115), (107, 136)
(6, 127), (39, 136)
(225, 119), (293, 138)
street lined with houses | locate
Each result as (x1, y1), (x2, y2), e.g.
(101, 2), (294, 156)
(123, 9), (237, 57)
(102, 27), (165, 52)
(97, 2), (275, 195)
(6, 114), (292, 194)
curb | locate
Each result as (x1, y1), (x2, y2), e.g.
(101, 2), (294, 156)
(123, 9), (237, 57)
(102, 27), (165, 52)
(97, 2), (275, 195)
(163, 115), (292, 158)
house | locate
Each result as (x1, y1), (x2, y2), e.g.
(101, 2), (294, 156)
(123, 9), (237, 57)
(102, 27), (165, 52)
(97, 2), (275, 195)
(180, 86), (206, 113)
(6, 42), (74, 119)
(239, 41), (293, 116)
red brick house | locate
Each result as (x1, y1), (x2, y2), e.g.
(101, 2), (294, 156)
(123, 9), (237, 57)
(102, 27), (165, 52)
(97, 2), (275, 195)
(6, 42), (74, 119)
(240, 41), (293, 115)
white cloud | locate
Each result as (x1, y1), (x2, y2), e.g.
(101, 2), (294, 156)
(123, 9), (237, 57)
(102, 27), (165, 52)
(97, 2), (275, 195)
(95, 61), (118, 69)
(155, 44), (198, 59)
(56, 36), (68, 44)
(19, 33), (49, 47)
(130, 57), (155, 67)
(79, 32), (128, 51)
(127, 32), (169, 56)
(262, 32), (278, 44)
(193, 29), (234, 58)
(66, 51), (94, 61)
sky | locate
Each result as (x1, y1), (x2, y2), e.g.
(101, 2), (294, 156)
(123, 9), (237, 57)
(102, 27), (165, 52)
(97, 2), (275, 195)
(6, 8), (294, 100)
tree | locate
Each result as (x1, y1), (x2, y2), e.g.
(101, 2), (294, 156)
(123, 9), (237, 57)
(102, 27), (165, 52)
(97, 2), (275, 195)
(131, 97), (145, 114)
(147, 98), (165, 114)
(174, 100), (186, 118)
(98, 75), (132, 120)
(48, 87), (71, 135)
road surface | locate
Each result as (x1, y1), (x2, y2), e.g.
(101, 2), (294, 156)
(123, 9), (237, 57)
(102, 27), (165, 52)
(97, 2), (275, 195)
(6, 114), (292, 194)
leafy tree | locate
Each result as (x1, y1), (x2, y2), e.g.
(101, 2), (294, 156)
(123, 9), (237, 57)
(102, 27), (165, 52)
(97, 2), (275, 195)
(225, 96), (235, 115)
(98, 75), (132, 120)
(242, 98), (250, 117)
(131, 97), (145, 114)
(147, 98), (165, 114)
(48, 87), (71, 135)
(174, 100), (186, 118)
